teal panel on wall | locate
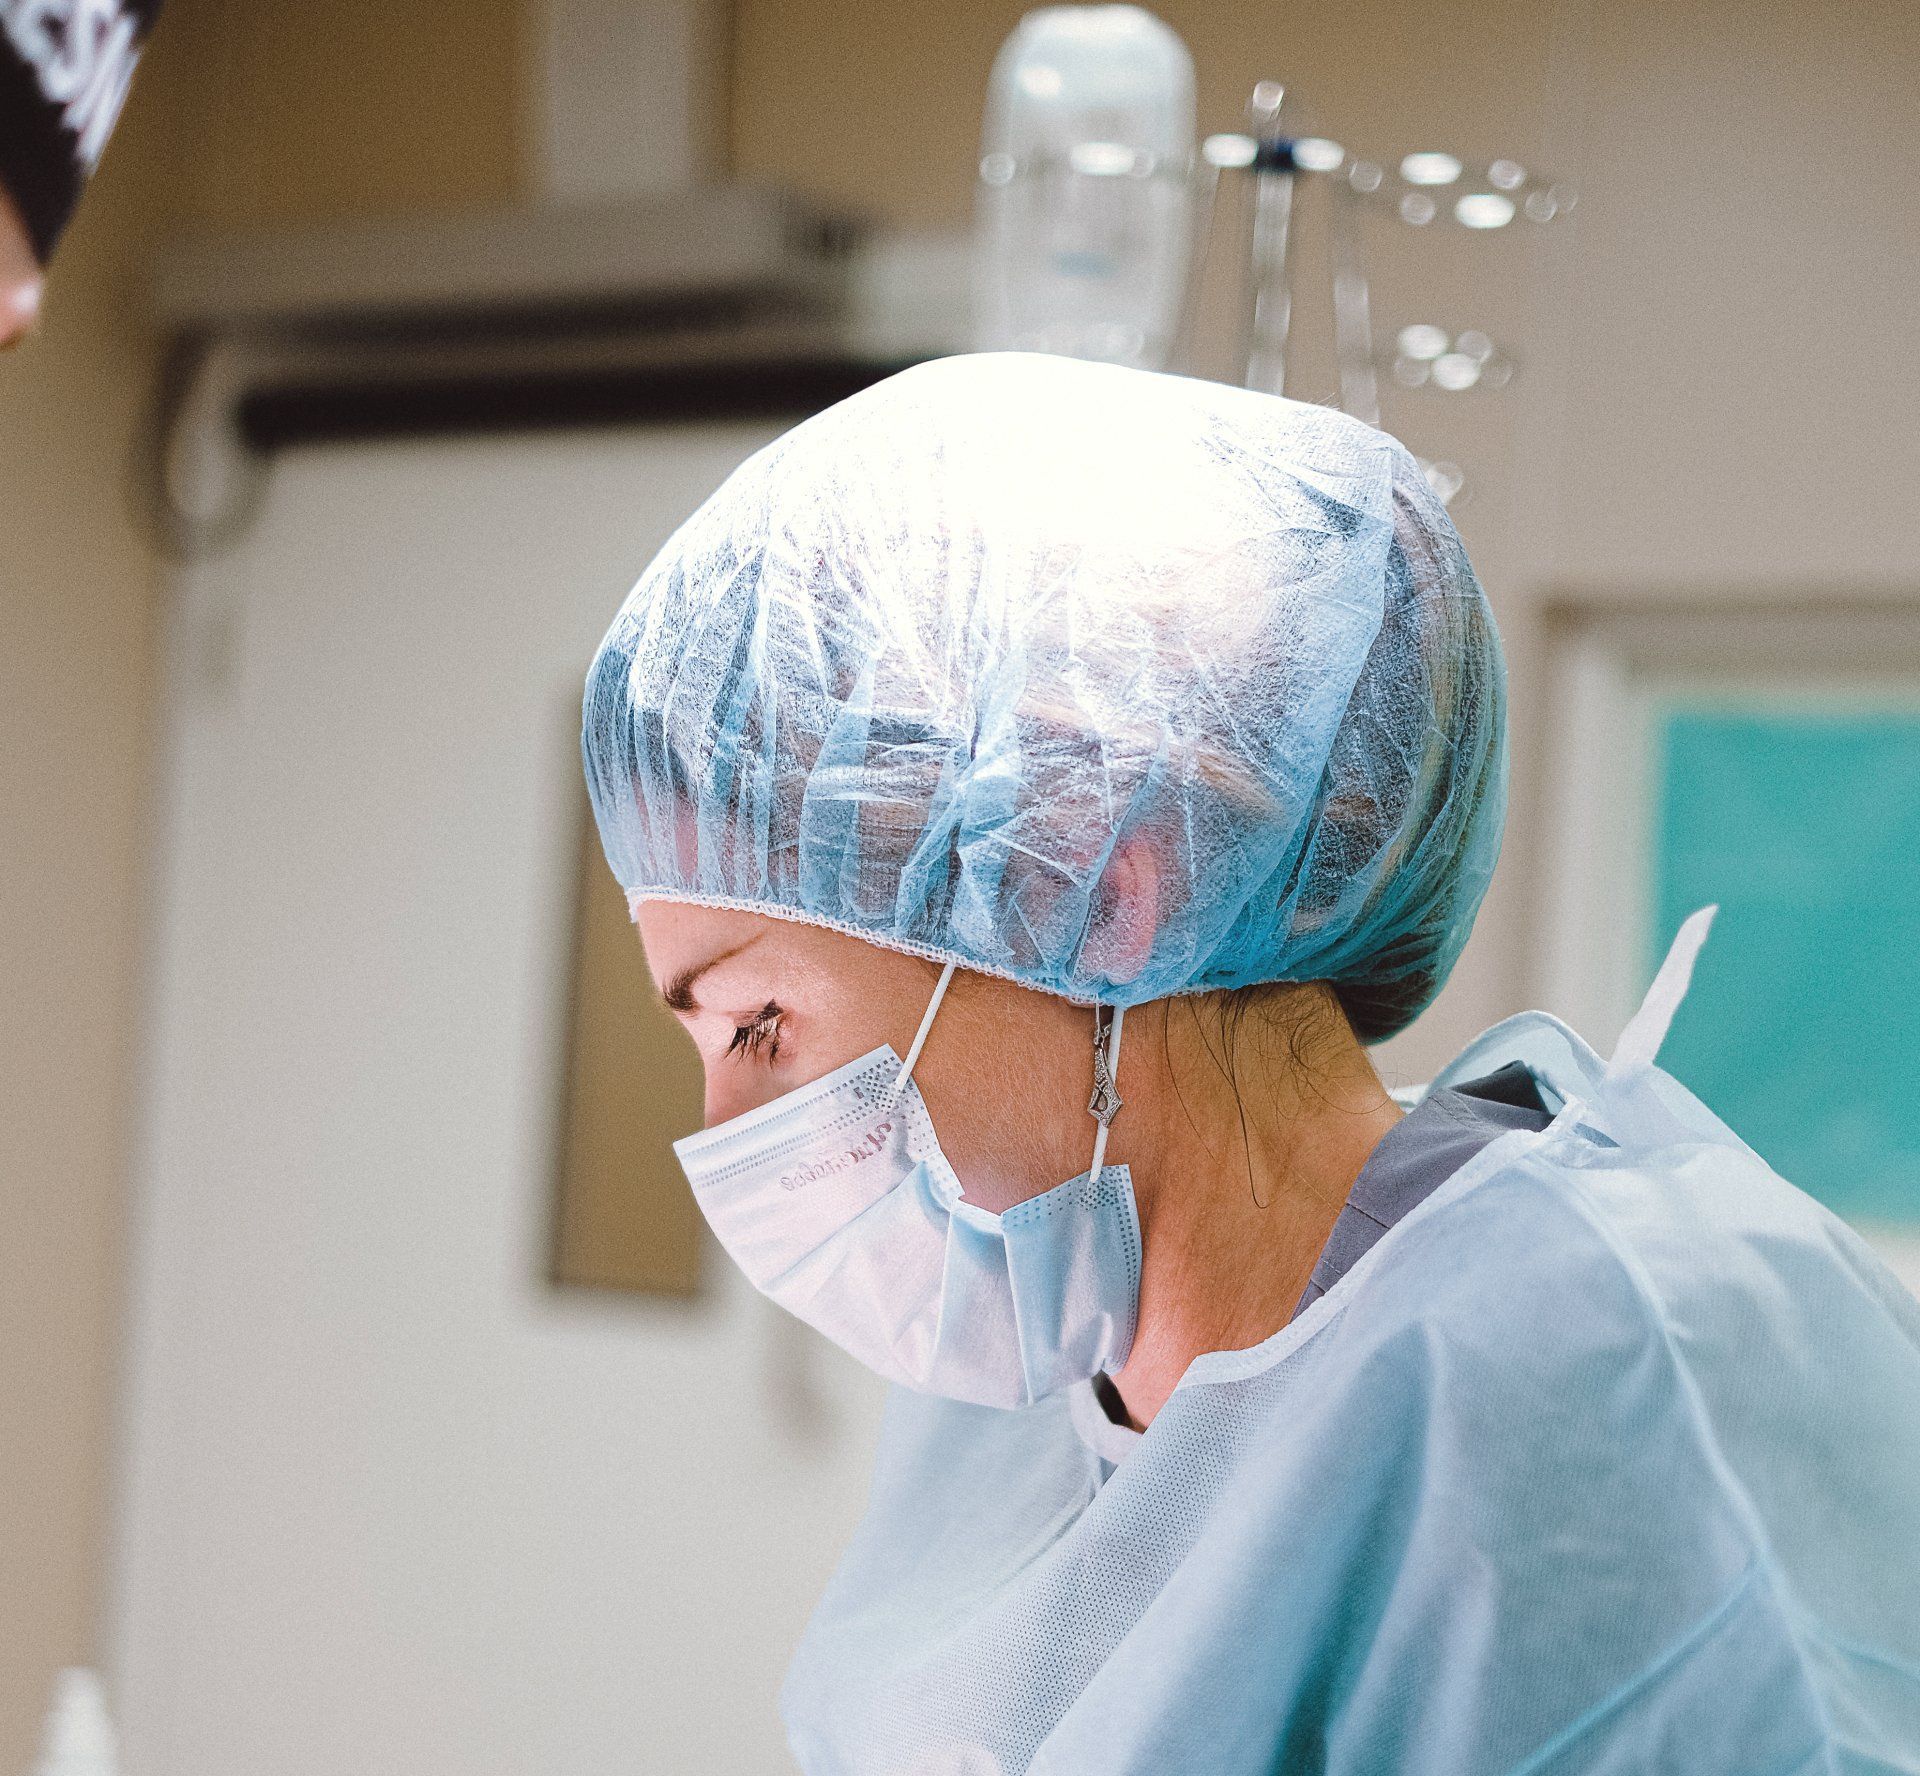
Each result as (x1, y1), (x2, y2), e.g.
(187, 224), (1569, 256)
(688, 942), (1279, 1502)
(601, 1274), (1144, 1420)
(1650, 705), (1920, 1224)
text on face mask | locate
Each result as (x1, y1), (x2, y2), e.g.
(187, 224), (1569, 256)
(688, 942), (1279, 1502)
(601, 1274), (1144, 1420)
(779, 1118), (897, 1193)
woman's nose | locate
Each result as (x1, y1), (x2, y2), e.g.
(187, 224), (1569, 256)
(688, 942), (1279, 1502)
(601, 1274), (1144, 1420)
(703, 1068), (787, 1129)
(703, 1071), (751, 1130)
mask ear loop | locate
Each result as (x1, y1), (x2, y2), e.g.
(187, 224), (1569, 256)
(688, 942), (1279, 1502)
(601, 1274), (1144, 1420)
(889, 968), (1125, 1182)
(1086, 1003), (1126, 1181)
(889, 959), (958, 1100)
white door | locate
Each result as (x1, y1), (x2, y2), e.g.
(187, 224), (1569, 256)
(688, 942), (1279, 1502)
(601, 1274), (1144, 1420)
(110, 424), (887, 1776)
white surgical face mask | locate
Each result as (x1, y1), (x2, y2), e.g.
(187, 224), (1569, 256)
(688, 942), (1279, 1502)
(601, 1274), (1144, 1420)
(672, 962), (1141, 1409)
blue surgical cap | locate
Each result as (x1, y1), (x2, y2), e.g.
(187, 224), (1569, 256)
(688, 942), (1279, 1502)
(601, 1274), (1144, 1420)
(582, 351), (1507, 1039)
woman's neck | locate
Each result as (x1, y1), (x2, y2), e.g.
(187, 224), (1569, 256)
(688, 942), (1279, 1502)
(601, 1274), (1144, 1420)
(1103, 992), (1404, 1429)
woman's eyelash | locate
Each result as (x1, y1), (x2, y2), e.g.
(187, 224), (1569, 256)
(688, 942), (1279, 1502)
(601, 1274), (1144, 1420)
(726, 1002), (783, 1062)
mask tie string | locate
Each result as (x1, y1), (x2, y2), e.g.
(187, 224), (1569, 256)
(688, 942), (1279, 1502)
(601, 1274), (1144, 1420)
(890, 959), (958, 1100)
(888, 969), (1126, 1182)
(1087, 1003), (1126, 1181)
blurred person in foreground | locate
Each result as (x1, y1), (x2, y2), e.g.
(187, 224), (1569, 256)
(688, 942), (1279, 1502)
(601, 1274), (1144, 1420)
(0, 0), (163, 348)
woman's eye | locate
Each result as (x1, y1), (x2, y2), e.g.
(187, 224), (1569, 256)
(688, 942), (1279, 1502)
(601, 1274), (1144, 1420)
(725, 1003), (783, 1063)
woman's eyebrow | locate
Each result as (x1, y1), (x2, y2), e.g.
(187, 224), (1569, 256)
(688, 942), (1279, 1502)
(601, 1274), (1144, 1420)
(661, 935), (765, 1013)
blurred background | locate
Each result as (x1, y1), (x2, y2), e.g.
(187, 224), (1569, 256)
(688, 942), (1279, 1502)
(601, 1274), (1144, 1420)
(3, 0), (1918, 1770)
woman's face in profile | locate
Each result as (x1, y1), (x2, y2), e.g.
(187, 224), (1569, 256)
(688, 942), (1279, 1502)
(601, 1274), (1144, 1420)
(634, 900), (1099, 1214)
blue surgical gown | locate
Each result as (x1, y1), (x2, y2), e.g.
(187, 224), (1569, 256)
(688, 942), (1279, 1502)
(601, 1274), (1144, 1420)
(780, 915), (1920, 1774)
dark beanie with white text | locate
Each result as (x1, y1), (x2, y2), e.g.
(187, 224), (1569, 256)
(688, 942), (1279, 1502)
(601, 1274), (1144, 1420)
(0, 0), (163, 263)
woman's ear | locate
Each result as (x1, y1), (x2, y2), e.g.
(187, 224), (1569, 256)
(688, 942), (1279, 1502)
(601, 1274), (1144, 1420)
(1080, 833), (1161, 984)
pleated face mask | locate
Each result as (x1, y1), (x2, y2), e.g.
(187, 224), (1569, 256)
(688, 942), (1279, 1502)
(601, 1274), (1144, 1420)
(671, 962), (1141, 1409)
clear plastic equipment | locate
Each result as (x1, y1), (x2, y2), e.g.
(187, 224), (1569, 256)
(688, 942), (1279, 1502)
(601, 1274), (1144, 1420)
(973, 6), (1195, 367)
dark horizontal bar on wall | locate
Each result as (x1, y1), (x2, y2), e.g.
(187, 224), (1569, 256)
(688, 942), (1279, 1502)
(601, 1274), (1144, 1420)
(235, 353), (924, 452)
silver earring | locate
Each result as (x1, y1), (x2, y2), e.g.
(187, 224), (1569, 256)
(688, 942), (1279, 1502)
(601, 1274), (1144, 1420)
(1089, 1005), (1123, 1127)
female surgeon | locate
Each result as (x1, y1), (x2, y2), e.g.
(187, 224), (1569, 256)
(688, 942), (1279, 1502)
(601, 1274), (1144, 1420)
(581, 351), (1920, 1775)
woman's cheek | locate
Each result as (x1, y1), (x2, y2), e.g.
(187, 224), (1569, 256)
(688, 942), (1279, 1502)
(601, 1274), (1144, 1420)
(938, 1080), (1074, 1213)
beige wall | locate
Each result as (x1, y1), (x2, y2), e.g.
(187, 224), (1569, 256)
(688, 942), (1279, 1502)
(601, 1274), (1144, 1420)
(0, 2), (525, 1765)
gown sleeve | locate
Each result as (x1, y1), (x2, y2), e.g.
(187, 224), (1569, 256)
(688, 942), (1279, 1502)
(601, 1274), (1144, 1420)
(1299, 1164), (1920, 1776)
(1475, 1557), (1894, 1776)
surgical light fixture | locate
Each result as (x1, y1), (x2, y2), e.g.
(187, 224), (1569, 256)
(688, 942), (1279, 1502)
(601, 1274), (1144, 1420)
(1400, 151), (1462, 185)
(1392, 324), (1514, 392)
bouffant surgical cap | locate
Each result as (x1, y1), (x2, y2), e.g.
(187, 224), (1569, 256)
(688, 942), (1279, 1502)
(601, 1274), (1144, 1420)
(582, 351), (1507, 1040)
